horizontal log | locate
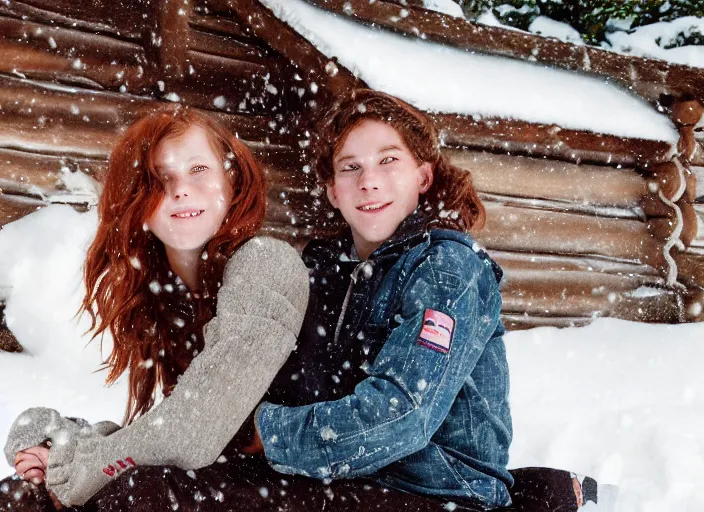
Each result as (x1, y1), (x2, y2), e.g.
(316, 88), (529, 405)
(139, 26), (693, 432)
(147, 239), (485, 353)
(0, 141), (307, 199)
(433, 114), (673, 168)
(0, 14), (144, 62)
(501, 314), (593, 331)
(447, 149), (646, 207)
(190, 13), (252, 41)
(0, 148), (106, 197)
(490, 249), (662, 278)
(0, 193), (46, 227)
(0, 41), (148, 93)
(189, 27), (273, 63)
(0, 75), (299, 151)
(480, 193), (642, 220)
(501, 270), (682, 322)
(477, 202), (665, 268)
(1, 0), (146, 40)
(0, 117), (118, 158)
(173, 50), (286, 114)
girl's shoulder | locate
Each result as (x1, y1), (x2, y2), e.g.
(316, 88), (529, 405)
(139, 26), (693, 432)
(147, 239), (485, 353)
(222, 236), (308, 288)
(228, 236), (301, 267)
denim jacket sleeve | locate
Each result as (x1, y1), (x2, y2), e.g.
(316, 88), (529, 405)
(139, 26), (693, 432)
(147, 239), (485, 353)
(255, 241), (503, 480)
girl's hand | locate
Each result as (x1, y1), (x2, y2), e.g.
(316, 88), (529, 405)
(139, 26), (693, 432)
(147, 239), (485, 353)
(14, 445), (50, 484)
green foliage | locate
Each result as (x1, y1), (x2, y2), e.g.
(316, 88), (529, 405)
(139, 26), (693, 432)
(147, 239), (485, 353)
(456, 0), (704, 46)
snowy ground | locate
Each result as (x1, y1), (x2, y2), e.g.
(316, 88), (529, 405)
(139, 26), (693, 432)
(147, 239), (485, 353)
(1, 206), (703, 511)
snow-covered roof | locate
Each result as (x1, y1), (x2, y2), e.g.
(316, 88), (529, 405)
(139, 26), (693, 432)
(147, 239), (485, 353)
(260, 0), (678, 143)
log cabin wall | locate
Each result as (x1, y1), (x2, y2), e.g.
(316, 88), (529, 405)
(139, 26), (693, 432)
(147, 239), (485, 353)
(431, 115), (685, 330)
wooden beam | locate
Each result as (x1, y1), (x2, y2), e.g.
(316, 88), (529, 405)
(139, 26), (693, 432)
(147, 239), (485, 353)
(0, 148), (106, 196)
(501, 270), (681, 322)
(0, 0), (146, 41)
(190, 13), (253, 42)
(0, 75), (298, 153)
(491, 249), (662, 278)
(223, 0), (364, 109)
(447, 149), (647, 207)
(501, 314), (592, 331)
(189, 27), (274, 62)
(478, 202), (665, 267)
(0, 15), (149, 93)
(433, 114), (673, 168)
(0, 193), (45, 228)
(304, 0), (704, 106)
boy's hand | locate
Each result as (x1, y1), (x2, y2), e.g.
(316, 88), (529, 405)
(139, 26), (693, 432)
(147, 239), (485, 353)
(241, 420), (264, 455)
(14, 445), (50, 484)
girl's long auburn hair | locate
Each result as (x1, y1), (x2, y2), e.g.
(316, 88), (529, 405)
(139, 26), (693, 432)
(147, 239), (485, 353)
(81, 108), (267, 425)
(312, 89), (485, 233)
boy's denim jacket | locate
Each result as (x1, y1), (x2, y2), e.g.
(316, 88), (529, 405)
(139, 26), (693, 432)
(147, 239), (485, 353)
(257, 215), (513, 507)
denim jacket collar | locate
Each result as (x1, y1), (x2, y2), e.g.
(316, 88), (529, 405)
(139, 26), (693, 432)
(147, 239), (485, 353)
(342, 210), (433, 263)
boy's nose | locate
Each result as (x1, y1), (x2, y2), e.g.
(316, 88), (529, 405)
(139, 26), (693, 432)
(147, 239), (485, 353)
(358, 168), (380, 190)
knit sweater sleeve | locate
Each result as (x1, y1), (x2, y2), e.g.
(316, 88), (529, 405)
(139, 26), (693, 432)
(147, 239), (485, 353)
(43, 236), (309, 507)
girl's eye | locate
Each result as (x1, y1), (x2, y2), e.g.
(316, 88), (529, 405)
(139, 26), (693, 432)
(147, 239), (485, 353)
(380, 156), (397, 165)
(191, 165), (208, 174)
(339, 164), (360, 173)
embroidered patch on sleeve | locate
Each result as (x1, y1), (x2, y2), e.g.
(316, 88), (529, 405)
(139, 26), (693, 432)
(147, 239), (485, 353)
(417, 309), (455, 354)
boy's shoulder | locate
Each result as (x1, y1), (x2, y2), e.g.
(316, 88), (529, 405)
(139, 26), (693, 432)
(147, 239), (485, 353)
(416, 229), (503, 285)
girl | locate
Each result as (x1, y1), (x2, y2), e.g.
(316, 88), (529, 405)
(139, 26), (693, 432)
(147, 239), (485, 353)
(251, 90), (599, 511)
(1, 108), (310, 509)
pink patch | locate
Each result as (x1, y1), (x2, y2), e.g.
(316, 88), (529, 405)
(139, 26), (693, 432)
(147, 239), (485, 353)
(417, 309), (454, 354)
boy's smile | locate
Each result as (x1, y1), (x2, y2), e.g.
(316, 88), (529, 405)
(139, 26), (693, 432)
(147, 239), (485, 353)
(327, 119), (433, 260)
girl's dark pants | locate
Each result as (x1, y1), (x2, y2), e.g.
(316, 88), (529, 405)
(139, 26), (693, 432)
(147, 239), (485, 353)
(1, 458), (583, 512)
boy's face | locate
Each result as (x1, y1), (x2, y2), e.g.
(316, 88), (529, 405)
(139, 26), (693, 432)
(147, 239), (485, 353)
(327, 119), (433, 260)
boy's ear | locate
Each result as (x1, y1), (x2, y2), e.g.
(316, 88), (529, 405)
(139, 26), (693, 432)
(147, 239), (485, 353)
(326, 183), (339, 209)
(419, 162), (434, 193)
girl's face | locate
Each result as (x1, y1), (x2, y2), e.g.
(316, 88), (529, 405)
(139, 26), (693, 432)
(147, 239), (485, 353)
(147, 125), (234, 256)
(327, 119), (433, 260)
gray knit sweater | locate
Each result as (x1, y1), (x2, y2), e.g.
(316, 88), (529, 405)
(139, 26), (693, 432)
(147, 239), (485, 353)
(3, 236), (309, 506)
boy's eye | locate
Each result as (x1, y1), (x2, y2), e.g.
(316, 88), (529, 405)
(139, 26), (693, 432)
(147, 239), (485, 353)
(339, 164), (360, 173)
(380, 156), (397, 165)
